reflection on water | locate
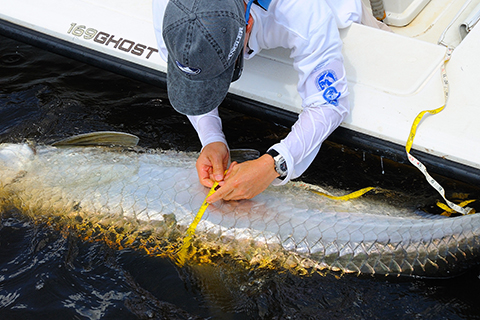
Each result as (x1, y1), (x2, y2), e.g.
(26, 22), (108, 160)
(1, 34), (480, 319)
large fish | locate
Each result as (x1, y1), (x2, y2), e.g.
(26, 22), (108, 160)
(0, 132), (478, 277)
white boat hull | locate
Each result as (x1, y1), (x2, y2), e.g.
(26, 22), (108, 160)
(0, 0), (479, 184)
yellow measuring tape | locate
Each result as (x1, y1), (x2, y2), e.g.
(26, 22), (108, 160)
(405, 47), (473, 215)
(312, 187), (375, 201)
(438, 199), (476, 216)
(176, 181), (219, 266)
(291, 182), (376, 201)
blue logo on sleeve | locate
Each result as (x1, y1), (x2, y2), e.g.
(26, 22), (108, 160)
(316, 70), (337, 91)
(323, 87), (341, 106)
(316, 69), (341, 106)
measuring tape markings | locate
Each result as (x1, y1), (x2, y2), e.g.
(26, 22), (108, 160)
(405, 47), (472, 215)
(176, 181), (219, 266)
(438, 199), (476, 216)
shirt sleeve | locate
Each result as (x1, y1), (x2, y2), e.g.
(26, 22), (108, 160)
(268, 11), (351, 185)
(187, 107), (229, 150)
(269, 91), (349, 185)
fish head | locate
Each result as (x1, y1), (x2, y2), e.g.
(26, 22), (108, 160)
(0, 143), (35, 185)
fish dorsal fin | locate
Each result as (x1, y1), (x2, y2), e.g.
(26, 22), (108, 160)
(52, 131), (139, 147)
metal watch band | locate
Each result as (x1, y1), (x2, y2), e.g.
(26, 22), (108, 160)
(266, 149), (288, 179)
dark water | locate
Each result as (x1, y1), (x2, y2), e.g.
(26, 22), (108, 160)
(1, 34), (480, 319)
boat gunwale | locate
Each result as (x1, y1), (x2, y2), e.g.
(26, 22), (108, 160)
(1, 18), (479, 187)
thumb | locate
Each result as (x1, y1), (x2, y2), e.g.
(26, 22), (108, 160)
(211, 155), (226, 182)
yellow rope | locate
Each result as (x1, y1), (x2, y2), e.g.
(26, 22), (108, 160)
(309, 187), (376, 201)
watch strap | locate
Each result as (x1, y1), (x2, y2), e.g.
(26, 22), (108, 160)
(266, 149), (288, 179)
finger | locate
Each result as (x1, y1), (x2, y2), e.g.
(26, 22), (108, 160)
(206, 189), (221, 203)
(197, 165), (214, 188)
(207, 184), (231, 203)
(200, 177), (214, 188)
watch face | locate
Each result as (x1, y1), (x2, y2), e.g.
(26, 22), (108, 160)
(267, 149), (287, 177)
(279, 160), (287, 173)
(275, 155), (287, 177)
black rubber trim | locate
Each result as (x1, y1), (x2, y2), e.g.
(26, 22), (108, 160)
(331, 127), (480, 185)
(1, 18), (479, 185)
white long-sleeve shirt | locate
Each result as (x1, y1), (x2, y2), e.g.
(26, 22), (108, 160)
(153, 0), (363, 185)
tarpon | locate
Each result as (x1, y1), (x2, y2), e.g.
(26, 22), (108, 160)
(0, 132), (478, 277)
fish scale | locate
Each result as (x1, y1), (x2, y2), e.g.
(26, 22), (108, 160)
(0, 142), (479, 277)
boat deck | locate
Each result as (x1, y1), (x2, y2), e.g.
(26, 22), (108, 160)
(389, 0), (480, 46)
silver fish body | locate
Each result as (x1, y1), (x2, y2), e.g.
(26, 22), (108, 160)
(0, 142), (479, 277)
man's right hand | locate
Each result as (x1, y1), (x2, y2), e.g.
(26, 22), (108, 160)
(196, 141), (229, 188)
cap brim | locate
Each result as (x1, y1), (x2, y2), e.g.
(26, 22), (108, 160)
(166, 55), (234, 116)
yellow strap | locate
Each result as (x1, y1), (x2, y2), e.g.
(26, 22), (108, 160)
(310, 187), (375, 201)
(176, 181), (219, 266)
(438, 199), (476, 216)
(404, 47), (473, 215)
(405, 106), (445, 153)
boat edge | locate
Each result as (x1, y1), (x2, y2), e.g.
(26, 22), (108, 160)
(1, 18), (479, 187)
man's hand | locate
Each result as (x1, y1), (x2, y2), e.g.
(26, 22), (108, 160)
(206, 154), (279, 203)
(196, 142), (229, 188)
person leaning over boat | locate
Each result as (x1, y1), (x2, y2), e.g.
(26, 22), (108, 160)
(152, 0), (388, 203)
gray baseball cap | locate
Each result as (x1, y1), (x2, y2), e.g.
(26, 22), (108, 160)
(163, 0), (246, 116)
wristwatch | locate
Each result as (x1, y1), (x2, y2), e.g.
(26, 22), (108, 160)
(266, 149), (288, 179)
